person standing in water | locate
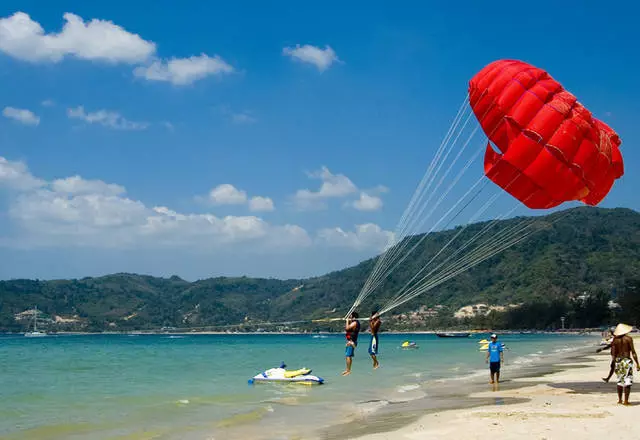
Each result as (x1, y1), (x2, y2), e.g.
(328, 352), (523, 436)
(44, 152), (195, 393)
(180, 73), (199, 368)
(342, 311), (360, 376)
(368, 310), (381, 369)
(610, 323), (639, 405)
(485, 333), (504, 384)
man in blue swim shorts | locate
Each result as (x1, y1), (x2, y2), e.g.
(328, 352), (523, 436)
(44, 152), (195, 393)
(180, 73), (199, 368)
(485, 333), (504, 384)
(368, 310), (381, 369)
(342, 311), (360, 376)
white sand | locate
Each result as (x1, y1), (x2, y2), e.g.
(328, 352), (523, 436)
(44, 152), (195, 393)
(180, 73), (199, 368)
(353, 337), (640, 440)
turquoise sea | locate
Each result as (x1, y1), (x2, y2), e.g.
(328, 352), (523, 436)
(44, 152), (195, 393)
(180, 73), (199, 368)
(0, 332), (598, 440)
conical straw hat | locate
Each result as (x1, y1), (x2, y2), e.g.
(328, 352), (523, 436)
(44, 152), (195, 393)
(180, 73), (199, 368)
(613, 323), (633, 337)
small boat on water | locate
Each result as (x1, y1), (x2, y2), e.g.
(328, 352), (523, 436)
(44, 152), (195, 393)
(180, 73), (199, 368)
(248, 362), (324, 385)
(401, 341), (419, 349)
(24, 306), (48, 338)
(436, 332), (471, 338)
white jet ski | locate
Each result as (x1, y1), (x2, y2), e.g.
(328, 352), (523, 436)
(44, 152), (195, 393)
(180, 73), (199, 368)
(248, 362), (324, 385)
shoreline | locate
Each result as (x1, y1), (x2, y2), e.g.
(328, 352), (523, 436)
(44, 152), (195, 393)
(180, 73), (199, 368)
(209, 333), (603, 440)
(339, 335), (639, 440)
(3, 329), (604, 336)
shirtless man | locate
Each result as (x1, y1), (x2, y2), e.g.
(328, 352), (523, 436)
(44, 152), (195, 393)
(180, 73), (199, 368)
(342, 312), (360, 376)
(610, 323), (639, 405)
(368, 310), (381, 369)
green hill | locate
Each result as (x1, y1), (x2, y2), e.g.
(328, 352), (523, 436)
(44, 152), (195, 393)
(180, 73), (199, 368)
(1, 207), (639, 332)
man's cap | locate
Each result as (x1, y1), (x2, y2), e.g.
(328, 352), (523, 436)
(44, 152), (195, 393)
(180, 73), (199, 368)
(490, 334), (497, 338)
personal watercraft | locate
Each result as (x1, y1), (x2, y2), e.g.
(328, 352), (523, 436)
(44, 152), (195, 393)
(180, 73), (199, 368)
(248, 362), (324, 385)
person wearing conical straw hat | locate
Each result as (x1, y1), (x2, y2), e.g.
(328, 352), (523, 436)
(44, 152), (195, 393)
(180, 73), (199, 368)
(610, 323), (639, 405)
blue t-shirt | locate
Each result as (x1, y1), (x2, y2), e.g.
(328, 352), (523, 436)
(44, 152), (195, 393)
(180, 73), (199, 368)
(488, 341), (503, 362)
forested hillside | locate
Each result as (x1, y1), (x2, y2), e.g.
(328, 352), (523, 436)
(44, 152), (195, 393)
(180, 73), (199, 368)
(1, 207), (639, 332)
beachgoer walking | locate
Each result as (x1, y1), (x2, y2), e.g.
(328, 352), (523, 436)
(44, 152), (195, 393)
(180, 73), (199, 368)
(610, 323), (639, 405)
(486, 333), (504, 384)
(368, 310), (381, 369)
(342, 311), (360, 376)
(599, 327), (616, 383)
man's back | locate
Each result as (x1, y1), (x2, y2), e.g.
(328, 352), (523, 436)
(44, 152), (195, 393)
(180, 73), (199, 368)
(612, 335), (635, 359)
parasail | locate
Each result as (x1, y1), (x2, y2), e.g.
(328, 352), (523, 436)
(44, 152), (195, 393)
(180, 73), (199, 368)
(346, 59), (624, 319)
(469, 59), (623, 209)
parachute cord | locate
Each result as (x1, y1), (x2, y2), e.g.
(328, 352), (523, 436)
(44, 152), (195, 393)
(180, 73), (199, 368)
(381, 184), (507, 312)
(346, 95), (474, 317)
(348, 86), (493, 318)
(378, 225), (538, 316)
(347, 124), (482, 316)
(377, 172), (522, 313)
(347, 96), (472, 316)
(380, 215), (536, 313)
(379, 209), (573, 316)
(357, 167), (487, 304)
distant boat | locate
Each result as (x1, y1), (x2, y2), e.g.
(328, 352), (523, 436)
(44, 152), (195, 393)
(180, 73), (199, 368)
(24, 306), (48, 337)
(436, 332), (470, 338)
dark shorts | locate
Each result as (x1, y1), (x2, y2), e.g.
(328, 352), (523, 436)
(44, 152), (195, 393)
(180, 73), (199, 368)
(490, 361), (501, 373)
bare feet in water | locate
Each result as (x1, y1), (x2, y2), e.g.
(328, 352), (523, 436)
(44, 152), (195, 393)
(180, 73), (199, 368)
(341, 370), (351, 376)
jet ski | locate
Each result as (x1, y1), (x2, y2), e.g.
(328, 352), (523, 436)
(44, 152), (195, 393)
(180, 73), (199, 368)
(248, 362), (324, 385)
(401, 341), (419, 349)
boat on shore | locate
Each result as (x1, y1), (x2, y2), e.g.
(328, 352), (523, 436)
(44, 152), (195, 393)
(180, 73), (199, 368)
(436, 332), (471, 338)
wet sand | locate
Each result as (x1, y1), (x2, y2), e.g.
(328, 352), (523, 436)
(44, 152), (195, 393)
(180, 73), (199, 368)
(348, 336), (640, 440)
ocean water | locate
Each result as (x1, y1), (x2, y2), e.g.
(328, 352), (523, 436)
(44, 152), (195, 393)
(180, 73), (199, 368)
(0, 332), (597, 440)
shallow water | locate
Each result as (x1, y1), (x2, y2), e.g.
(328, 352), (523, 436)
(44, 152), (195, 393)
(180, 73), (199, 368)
(0, 332), (597, 439)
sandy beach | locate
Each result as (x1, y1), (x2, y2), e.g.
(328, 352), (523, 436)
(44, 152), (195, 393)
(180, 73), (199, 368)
(351, 335), (640, 440)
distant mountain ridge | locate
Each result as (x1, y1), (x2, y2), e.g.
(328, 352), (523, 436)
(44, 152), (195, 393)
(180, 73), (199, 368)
(1, 207), (639, 332)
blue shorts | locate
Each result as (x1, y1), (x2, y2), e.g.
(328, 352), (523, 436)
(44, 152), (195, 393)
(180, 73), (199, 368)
(368, 335), (379, 355)
(345, 343), (356, 357)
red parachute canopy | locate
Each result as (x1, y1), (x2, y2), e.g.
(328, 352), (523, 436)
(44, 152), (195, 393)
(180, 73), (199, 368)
(468, 59), (623, 209)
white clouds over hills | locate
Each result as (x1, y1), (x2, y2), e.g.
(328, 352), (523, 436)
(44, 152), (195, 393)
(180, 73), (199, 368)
(0, 156), (392, 252)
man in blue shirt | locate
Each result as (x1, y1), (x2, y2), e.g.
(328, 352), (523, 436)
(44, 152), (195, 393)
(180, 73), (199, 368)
(485, 333), (504, 384)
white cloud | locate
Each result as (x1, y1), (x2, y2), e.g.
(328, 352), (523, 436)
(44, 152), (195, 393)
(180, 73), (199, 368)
(208, 184), (247, 205)
(0, 157), (46, 191)
(316, 223), (394, 251)
(0, 156), (309, 250)
(41, 99), (55, 107)
(2, 107), (40, 126)
(0, 156), (395, 255)
(51, 175), (125, 196)
(292, 166), (358, 210)
(67, 106), (148, 130)
(282, 44), (340, 72)
(231, 112), (257, 124)
(0, 12), (155, 64)
(204, 184), (275, 212)
(133, 54), (234, 86)
(249, 196), (275, 212)
(351, 192), (383, 211)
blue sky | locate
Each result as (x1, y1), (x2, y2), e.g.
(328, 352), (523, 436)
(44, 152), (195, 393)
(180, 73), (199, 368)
(0, 0), (638, 281)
